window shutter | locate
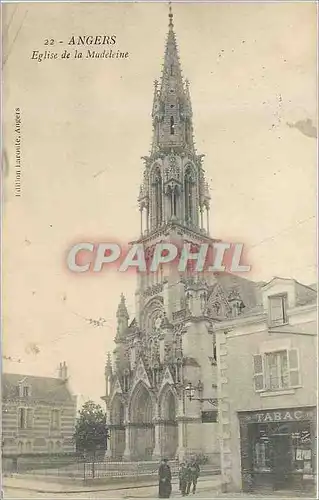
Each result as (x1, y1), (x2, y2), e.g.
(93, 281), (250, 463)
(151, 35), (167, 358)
(26, 409), (33, 428)
(253, 354), (264, 391)
(288, 348), (300, 387)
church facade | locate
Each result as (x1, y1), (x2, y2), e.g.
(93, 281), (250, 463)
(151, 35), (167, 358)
(102, 8), (261, 462)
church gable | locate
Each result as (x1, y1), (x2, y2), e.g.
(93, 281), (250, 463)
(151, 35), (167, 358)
(131, 358), (151, 391)
(159, 366), (175, 393)
(207, 281), (231, 318)
(111, 375), (123, 398)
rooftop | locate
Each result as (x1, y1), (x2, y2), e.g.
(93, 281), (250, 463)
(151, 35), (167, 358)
(2, 373), (74, 403)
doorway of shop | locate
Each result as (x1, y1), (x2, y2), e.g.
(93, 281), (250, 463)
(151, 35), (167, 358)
(270, 433), (293, 490)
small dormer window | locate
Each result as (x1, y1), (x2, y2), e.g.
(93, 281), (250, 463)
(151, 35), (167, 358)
(18, 382), (31, 398)
(268, 294), (287, 326)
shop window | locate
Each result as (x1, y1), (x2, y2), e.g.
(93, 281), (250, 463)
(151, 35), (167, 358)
(253, 349), (300, 392)
(292, 425), (313, 474)
(251, 420), (314, 478)
(268, 294), (287, 326)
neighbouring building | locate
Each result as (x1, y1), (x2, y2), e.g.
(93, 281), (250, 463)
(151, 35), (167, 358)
(2, 362), (77, 457)
(102, 6), (264, 464)
(215, 277), (317, 493)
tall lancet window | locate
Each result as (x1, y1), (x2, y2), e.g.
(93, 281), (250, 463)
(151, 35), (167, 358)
(173, 185), (178, 217)
(170, 116), (175, 135)
(170, 64), (174, 76)
(184, 166), (194, 224)
(154, 169), (163, 227)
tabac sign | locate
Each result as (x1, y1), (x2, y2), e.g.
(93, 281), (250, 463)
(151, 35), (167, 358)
(239, 407), (316, 424)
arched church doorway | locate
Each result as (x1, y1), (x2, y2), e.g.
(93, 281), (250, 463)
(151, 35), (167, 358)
(160, 387), (178, 459)
(129, 383), (155, 460)
(110, 395), (125, 460)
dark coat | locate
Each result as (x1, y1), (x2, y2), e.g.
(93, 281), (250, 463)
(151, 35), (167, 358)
(158, 463), (172, 498)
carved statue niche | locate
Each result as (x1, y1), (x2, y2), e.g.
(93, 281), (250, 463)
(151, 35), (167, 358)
(228, 289), (245, 317)
(211, 302), (221, 316)
(199, 291), (208, 316)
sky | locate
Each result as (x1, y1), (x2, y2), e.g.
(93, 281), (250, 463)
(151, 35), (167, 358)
(2, 1), (317, 407)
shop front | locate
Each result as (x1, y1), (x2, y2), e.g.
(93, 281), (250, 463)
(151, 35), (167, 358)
(238, 406), (316, 493)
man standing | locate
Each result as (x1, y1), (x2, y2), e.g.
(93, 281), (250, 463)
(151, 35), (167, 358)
(179, 462), (190, 496)
(186, 460), (200, 495)
(158, 458), (172, 498)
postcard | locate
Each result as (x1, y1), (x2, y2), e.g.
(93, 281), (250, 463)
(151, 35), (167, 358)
(2, 1), (317, 498)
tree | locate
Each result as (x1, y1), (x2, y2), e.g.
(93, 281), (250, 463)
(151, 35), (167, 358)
(73, 401), (109, 460)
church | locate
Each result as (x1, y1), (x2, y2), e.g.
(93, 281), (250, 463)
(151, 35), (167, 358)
(102, 6), (261, 463)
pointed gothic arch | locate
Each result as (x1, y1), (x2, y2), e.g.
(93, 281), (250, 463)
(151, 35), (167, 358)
(158, 384), (178, 458)
(158, 383), (177, 419)
(129, 381), (155, 460)
(129, 381), (154, 423)
(141, 296), (164, 333)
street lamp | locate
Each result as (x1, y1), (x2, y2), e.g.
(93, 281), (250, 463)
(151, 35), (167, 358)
(184, 380), (218, 408)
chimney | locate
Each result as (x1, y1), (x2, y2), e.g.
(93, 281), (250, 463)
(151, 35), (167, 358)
(59, 361), (68, 381)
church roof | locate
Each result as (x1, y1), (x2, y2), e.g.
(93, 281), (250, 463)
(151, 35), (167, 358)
(2, 373), (74, 403)
(215, 272), (264, 312)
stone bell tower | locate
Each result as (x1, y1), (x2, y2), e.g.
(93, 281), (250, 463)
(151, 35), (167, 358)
(103, 4), (253, 463)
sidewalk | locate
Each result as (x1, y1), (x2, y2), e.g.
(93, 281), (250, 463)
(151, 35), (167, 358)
(2, 474), (221, 495)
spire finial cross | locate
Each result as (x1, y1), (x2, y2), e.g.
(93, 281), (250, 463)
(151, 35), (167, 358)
(168, 1), (174, 29)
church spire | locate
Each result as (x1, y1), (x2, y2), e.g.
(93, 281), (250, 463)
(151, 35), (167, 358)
(116, 293), (129, 321)
(138, 4), (211, 237)
(151, 2), (195, 155)
(116, 293), (129, 341)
